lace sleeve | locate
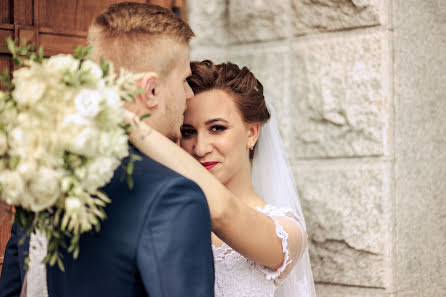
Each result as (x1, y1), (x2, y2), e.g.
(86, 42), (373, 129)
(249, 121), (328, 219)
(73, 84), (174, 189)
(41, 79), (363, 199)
(256, 205), (308, 282)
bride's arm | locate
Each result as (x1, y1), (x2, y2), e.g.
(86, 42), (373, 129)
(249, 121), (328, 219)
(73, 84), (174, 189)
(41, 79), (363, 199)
(125, 111), (306, 271)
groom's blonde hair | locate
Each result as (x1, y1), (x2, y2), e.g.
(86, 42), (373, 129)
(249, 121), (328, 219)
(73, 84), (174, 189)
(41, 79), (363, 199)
(87, 2), (194, 76)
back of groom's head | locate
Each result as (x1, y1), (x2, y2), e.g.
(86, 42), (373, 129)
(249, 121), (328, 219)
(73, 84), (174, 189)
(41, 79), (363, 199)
(88, 2), (194, 76)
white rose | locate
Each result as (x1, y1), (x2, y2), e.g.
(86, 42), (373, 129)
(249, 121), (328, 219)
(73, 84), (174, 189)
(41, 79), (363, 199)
(0, 108), (17, 126)
(28, 167), (62, 212)
(68, 128), (99, 157)
(9, 128), (26, 151)
(99, 88), (124, 126)
(45, 54), (80, 74)
(80, 60), (103, 83)
(82, 157), (119, 192)
(13, 78), (46, 106)
(0, 170), (25, 205)
(0, 131), (7, 155)
(74, 89), (102, 118)
(17, 159), (37, 181)
(99, 130), (128, 158)
(103, 88), (122, 109)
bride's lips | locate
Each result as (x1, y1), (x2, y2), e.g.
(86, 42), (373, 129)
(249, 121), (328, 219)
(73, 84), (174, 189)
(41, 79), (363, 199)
(201, 162), (218, 170)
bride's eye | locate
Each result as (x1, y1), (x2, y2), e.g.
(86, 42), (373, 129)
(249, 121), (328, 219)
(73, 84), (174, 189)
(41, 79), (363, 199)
(181, 128), (196, 138)
(210, 125), (226, 133)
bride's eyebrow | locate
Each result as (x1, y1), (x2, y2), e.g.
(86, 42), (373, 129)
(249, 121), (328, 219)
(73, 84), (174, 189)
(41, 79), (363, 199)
(205, 118), (229, 125)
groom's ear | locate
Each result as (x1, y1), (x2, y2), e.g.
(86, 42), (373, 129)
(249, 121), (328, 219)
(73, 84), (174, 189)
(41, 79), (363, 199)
(137, 73), (160, 110)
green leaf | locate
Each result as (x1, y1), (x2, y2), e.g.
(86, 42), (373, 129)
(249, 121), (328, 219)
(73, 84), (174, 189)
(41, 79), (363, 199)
(73, 46), (92, 60)
(73, 246), (79, 259)
(9, 156), (20, 170)
(127, 161), (134, 175)
(12, 56), (22, 67)
(99, 56), (110, 77)
(6, 37), (16, 55)
(49, 252), (57, 266)
(139, 113), (151, 121)
(127, 175), (134, 190)
(132, 88), (145, 95)
(37, 46), (44, 63)
(57, 257), (65, 272)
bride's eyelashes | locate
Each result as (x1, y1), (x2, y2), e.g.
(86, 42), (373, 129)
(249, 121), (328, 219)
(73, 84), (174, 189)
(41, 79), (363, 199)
(209, 125), (227, 133)
(180, 127), (196, 138)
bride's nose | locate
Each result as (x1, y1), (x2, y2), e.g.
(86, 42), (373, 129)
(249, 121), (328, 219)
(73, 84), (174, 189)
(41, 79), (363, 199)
(193, 133), (212, 157)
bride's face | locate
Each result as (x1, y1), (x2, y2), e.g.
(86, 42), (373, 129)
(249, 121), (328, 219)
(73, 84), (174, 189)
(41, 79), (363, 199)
(180, 89), (253, 185)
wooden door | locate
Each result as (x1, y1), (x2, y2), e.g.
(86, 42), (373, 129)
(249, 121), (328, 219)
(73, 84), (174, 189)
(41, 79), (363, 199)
(0, 0), (186, 277)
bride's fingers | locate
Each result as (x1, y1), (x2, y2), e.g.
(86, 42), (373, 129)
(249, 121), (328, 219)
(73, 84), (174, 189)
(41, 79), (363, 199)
(124, 110), (139, 125)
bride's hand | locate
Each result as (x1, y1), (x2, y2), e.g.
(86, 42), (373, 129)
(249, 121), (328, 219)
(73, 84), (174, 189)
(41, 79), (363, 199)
(124, 110), (154, 149)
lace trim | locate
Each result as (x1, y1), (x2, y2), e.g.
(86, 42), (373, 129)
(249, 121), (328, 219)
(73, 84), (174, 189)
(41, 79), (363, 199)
(212, 242), (235, 261)
(256, 204), (295, 281)
(212, 205), (298, 281)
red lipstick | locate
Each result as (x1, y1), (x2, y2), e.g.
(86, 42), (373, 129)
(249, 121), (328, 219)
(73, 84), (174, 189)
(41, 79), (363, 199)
(201, 162), (218, 170)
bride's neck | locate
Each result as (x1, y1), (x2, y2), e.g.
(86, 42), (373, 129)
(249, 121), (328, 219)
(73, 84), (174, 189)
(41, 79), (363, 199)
(224, 166), (262, 208)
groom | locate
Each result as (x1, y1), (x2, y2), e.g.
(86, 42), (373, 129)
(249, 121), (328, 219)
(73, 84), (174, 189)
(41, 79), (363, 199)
(0, 3), (214, 297)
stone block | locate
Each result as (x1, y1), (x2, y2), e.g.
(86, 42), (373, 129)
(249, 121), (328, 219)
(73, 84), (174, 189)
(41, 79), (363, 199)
(228, 0), (290, 43)
(289, 32), (389, 158)
(187, 0), (228, 47)
(316, 284), (388, 297)
(292, 0), (383, 35)
(393, 0), (446, 292)
(294, 164), (389, 287)
(395, 286), (446, 297)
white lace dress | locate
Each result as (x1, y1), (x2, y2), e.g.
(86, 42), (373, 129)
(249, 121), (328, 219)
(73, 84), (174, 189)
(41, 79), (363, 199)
(212, 205), (305, 297)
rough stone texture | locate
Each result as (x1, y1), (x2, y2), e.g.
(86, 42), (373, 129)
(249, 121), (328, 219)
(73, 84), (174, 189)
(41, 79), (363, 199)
(316, 284), (388, 297)
(228, 0), (290, 44)
(394, 285), (446, 297)
(291, 0), (383, 35)
(293, 164), (389, 287)
(189, 47), (228, 64)
(187, 0), (228, 47)
(393, 0), (446, 294)
(289, 32), (389, 158)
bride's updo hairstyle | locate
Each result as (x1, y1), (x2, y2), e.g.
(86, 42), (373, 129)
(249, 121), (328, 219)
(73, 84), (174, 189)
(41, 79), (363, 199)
(187, 60), (271, 158)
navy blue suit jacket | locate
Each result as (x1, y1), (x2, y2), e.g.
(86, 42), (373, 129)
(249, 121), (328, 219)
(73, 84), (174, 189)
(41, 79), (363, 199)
(0, 223), (29, 297)
(0, 149), (215, 297)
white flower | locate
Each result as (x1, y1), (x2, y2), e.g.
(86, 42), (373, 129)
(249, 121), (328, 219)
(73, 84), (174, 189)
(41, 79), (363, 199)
(17, 159), (37, 181)
(9, 128), (26, 150)
(0, 170), (25, 205)
(74, 89), (102, 118)
(0, 108), (17, 126)
(82, 157), (119, 192)
(80, 60), (103, 83)
(68, 127), (99, 157)
(28, 167), (62, 212)
(13, 78), (46, 106)
(0, 131), (7, 155)
(45, 54), (79, 74)
(99, 130), (128, 158)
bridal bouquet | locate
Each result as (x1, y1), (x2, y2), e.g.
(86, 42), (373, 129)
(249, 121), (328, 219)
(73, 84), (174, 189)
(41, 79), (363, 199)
(0, 38), (143, 270)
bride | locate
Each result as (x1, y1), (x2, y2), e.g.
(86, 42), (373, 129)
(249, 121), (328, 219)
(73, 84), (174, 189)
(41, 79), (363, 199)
(127, 60), (317, 297)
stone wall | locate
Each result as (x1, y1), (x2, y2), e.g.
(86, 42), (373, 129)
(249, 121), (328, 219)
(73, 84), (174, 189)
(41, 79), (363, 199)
(187, 1), (446, 296)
